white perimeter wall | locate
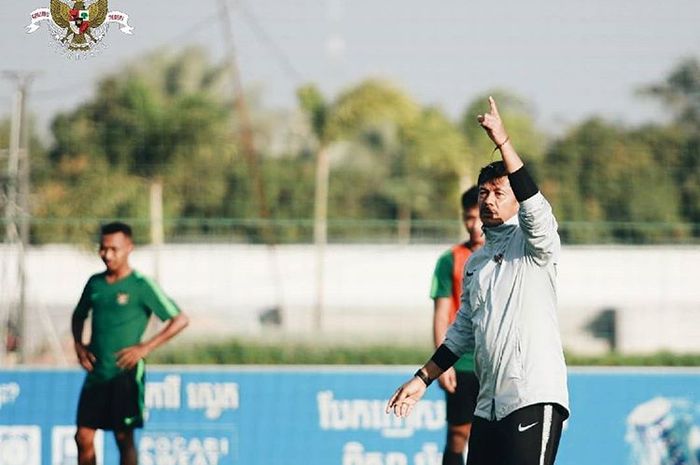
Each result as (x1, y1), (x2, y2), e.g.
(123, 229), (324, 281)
(1, 244), (699, 354)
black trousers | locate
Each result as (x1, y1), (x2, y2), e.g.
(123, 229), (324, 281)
(445, 371), (479, 425)
(466, 403), (567, 465)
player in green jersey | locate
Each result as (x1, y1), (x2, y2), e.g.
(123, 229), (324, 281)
(430, 186), (484, 465)
(72, 222), (189, 465)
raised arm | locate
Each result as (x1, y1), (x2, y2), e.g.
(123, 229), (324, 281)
(477, 96), (523, 174)
(478, 97), (559, 264)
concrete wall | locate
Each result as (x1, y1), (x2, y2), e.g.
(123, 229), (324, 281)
(2, 244), (699, 355)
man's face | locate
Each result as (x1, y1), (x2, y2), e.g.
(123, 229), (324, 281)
(478, 176), (519, 227)
(462, 206), (484, 245)
(99, 232), (133, 274)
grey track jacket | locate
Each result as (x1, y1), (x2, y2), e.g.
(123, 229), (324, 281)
(443, 186), (570, 421)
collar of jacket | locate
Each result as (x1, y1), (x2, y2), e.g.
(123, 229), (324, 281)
(482, 213), (519, 245)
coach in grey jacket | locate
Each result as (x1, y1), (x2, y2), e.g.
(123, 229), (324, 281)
(387, 97), (569, 465)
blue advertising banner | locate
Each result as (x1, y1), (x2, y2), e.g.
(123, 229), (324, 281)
(1, 367), (699, 465)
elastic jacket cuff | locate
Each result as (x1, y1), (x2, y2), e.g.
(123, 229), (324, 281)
(508, 166), (538, 202)
(431, 344), (459, 371)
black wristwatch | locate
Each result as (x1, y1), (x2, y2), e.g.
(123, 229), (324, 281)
(414, 368), (433, 387)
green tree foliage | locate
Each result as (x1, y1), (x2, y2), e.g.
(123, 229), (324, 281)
(34, 155), (147, 243)
(641, 57), (700, 130)
(38, 48), (326, 244)
(325, 79), (420, 140)
(24, 49), (700, 245)
(679, 135), (700, 224)
(540, 119), (684, 242)
(36, 48), (242, 241)
(299, 80), (470, 229)
(52, 48), (231, 200)
(640, 58), (700, 226)
(500, 58), (700, 244)
(402, 108), (470, 218)
(297, 84), (328, 143)
(363, 106), (470, 230)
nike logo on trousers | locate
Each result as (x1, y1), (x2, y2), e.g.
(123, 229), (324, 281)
(518, 422), (538, 432)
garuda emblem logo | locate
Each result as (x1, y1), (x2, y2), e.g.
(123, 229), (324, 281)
(51, 0), (108, 50)
(27, 0), (133, 55)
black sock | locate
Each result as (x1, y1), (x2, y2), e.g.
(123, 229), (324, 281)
(442, 449), (464, 465)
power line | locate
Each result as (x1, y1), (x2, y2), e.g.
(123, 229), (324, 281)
(235, 0), (304, 83)
(158, 12), (219, 46)
(219, 0), (288, 324)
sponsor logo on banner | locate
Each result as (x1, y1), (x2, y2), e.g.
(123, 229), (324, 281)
(0, 426), (41, 465)
(317, 391), (445, 438)
(186, 382), (240, 420)
(144, 375), (240, 420)
(626, 397), (700, 465)
(0, 383), (20, 409)
(342, 442), (442, 465)
(145, 375), (182, 410)
(139, 433), (232, 465)
(25, 0), (133, 58)
(52, 426), (104, 465)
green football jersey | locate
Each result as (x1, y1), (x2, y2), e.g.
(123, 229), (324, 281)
(430, 246), (475, 372)
(73, 270), (180, 384)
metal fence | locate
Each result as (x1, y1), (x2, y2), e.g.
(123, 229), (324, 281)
(3, 217), (700, 245)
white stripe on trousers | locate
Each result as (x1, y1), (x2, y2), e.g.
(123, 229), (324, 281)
(539, 404), (553, 465)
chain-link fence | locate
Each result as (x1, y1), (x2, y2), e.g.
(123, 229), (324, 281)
(2, 217), (700, 246)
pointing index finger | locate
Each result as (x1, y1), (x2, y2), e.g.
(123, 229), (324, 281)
(488, 96), (500, 117)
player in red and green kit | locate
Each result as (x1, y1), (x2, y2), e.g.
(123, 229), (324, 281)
(72, 222), (189, 465)
(430, 187), (484, 465)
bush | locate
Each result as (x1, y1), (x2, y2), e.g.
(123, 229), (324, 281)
(150, 339), (700, 366)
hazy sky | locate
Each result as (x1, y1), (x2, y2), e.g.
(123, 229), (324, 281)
(1, 0), (699, 133)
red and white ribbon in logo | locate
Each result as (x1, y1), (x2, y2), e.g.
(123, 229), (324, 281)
(26, 7), (134, 34)
(26, 8), (50, 33)
(105, 11), (133, 34)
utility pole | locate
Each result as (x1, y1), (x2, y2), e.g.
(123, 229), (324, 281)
(312, 146), (329, 331)
(149, 178), (164, 283)
(2, 71), (37, 364)
(218, 0), (286, 326)
(218, 0), (270, 223)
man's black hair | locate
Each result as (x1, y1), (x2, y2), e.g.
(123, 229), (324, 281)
(100, 221), (133, 238)
(461, 186), (479, 210)
(477, 161), (509, 186)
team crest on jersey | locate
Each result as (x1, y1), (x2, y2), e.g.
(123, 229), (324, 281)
(116, 293), (129, 305)
(26, 0), (133, 58)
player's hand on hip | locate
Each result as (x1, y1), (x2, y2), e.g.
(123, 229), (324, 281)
(477, 96), (508, 145)
(75, 342), (96, 372)
(438, 367), (457, 394)
(116, 343), (149, 370)
(385, 376), (427, 418)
